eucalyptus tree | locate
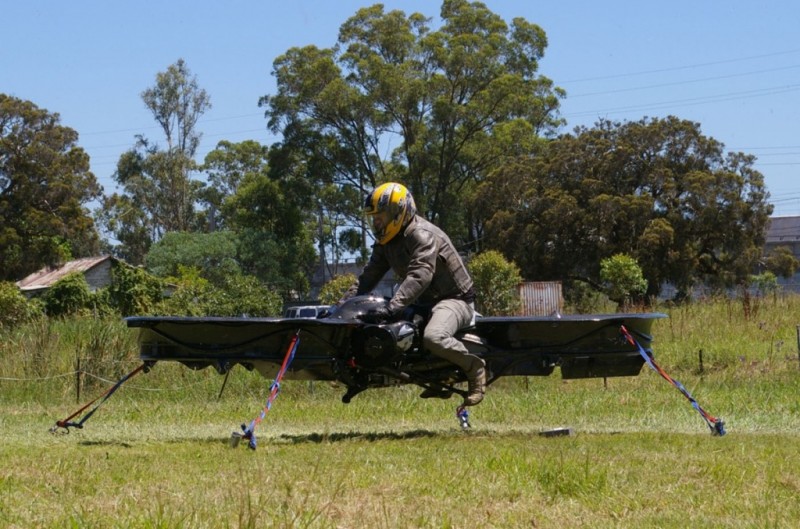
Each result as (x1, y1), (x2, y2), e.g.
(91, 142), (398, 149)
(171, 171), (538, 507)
(99, 59), (210, 264)
(261, 0), (564, 254)
(477, 116), (773, 299)
(199, 139), (270, 231)
(201, 139), (317, 297)
(222, 166), (317, 298)
(0, 94), (101, 280)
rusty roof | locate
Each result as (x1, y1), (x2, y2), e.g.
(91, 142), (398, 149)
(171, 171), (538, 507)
(15, 256), (114, 292)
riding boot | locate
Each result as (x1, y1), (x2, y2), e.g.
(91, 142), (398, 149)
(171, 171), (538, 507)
(463, 366), (486, 406)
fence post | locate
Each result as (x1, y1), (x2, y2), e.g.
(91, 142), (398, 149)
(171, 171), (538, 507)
(796, 326), (800, 370)
(75, 355), (81, 404)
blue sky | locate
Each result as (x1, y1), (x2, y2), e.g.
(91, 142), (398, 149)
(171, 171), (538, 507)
(4, 1), (799, 214)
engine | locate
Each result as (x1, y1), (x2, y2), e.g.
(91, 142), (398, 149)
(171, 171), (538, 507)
(353, 321), (416, 367)
(329, 295), (418, 368)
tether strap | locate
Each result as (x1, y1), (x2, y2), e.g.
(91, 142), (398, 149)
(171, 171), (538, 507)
(235, 330), (300, 450)
(51, 363), (148, 433)
(620, 325), (726, 436)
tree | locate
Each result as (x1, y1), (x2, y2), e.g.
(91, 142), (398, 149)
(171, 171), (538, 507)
(599, 254), (647, 311)
(468, 250), (522, 316)
(145, 230), (241, 288)
(99, 60), (210, 263)
(260, 0), (564, 259)
(195, 139), (318, 298)
(266, 136), (366, 274)
(199, 139), (270, 231)
(478, 116), (773, 299)
(0, 94), (101, 280)
(219, 165), (316, 297)
(141, 59), (210, 159)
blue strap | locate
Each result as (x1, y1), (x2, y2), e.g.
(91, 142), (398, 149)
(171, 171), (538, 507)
(621, 326), (725, 436)
(237, 331), (300, 449)
(52, 363), (147, 433)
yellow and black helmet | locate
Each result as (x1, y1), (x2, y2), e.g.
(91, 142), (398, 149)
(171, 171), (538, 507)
(364, 182), (417, 244)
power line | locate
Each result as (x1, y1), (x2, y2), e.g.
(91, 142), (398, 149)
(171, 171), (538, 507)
(730, 146), (800, 150)
(81, 127), (274, 152)
(560, 48), (800, 84)
(564, 84), (800, 119)
(568, 64), (800, 98)
(78, 112), (265, 137)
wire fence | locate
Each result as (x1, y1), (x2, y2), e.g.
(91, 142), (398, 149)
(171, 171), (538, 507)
(0, 359), (247, 399)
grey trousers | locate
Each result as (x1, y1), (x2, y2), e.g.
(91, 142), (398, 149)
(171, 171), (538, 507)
(422, 298), (484, 376)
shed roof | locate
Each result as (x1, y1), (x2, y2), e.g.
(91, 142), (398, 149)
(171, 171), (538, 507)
(766, 216), (800, 244)
(15, 256), (115, 292)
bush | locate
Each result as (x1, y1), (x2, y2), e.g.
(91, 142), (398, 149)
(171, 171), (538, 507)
(751, 271), (778, 296)
(600, 254), (647, 311)
(157, 266), (212, 316)
(563, 279), (612, 314)
(158, 266), (282, 317)
(319, 274), (357, 305)
(108, 262), (165, 316)
(216, 274), (283, 317)
(41, 273), (92, 317)
(0, 282), (41, 328)
(468, 251), (522, 316)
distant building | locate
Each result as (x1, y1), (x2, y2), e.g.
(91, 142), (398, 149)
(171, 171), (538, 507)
(763, 216), (800, 291)
(764, 216), (800, 255)
(518, 281), (564, 316)
(15, 255), (117, 298)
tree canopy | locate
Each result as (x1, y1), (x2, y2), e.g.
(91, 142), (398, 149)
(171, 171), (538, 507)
(477, 116), (774, 299)
(3, 3), (785, 306)
(0, 94), (102, 281)
(261, 0), (564, 257)
(98, 59), (210, 264)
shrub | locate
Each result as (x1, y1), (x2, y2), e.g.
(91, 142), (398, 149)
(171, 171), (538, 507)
(563, 279), (612, 314)
(41, 273), (92, 317)
(468, 251), (522, 316)
(319, 274), (357, 305)
(600, 254), (647, 311)
(216, 274), (282, 317)
(157, 266), (214, 316)
(108, 261), (165, 316)
(751, 271), (778, 296)
(0, 281), (41, 328)
(158, 266), (282, 317)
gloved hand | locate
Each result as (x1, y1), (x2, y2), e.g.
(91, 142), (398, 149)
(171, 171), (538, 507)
(362, 305), (393, 324)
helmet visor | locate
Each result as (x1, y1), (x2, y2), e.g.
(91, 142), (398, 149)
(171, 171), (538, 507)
(370, 210), (391, 239)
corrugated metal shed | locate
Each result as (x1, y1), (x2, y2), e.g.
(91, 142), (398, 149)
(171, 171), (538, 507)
(518, 281), (563, 316)
(15, 256), (116, 296)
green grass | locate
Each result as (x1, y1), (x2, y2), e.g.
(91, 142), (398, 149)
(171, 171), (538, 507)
(1, 297), (799, 528)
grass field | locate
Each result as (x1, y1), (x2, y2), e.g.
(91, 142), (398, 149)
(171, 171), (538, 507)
(1, 297), (799, 528)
